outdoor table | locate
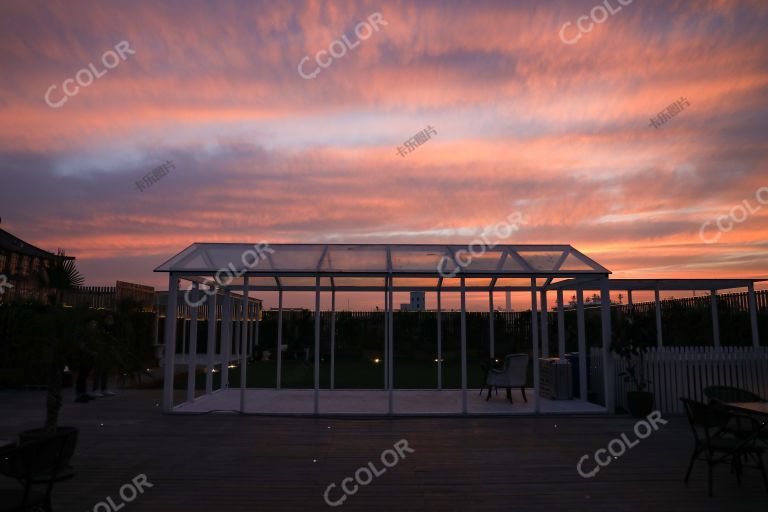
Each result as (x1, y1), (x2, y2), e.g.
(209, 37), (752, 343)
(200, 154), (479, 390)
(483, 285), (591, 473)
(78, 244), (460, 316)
(723, 401), (768, 417)
(720, 401), (768, 442)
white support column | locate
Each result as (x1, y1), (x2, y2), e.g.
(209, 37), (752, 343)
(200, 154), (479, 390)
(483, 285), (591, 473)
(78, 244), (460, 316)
(205, 290), (217, 394)
(710, 290), (721, 348)
(505, 290), (512, 312)
(250, 304), (256, 356)
(181, 311), (188, 358)
(557, 289), (566, 359)
(460, 277), (468, 414)
(240, 277), (249, 413)
(313, 276), (321, 415)
(221, 291), (232, 388)
(437, 288), (442, 390)
(627, 290), (634, 309)
(748, 283), (760, 348)
(232, 299), (243, 360)
(388, 276), (394, 415)
(384, 282), (389, 391)
(488, 290), (495, 359)
(162, 275), (179, 412)
(576, 288), (587, 401)
(600, 279), (615, 413)
(530, 279), (540, 414)
(276, 289), (283, 390)
(540, 290), (549, 358)
(654, 287), (663, 348)
(254, 303), (260, 348)
(186, 283), (199, 403)
(330, 289), (336, 391)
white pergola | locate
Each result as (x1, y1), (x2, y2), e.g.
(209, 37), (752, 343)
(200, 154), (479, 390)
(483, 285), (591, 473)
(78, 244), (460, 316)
(156, 243), (616, 415)
(548, 278), (765, 349)
(155, 243), (765, 416)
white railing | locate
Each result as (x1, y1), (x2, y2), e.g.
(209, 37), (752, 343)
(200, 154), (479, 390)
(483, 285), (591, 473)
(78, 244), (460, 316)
(591, 346), (768, 413)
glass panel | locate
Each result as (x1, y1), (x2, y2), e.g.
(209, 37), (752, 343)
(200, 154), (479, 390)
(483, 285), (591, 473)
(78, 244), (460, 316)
(392, 277), (440, 288)
(322, 245), (387, 272)
(517, 250), (566, 271)
(390, 246), (452, 272)
(332, 277), (386, 288)
(559, 252), (600, 271)
(494, 277), (535, 288)
(155, 244), (199, 271)
(278, 276), (328, 287)
(267, 245), (326, 271)
(456, 249), (505, 271)
(463, 278), (492, 288)
(248, 276), (279, 287)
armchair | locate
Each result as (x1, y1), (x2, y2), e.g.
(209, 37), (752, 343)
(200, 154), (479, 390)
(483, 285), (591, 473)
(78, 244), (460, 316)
(485, 353), (529, 404)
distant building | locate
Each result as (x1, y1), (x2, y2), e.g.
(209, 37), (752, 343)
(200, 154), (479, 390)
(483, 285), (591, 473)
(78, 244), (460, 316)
(0, 225), (73, 303)
(400, 291), (425, 312)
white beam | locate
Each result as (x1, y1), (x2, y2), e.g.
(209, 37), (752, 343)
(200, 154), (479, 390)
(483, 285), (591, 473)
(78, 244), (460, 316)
(748, 283), (760, 348)
(540, 290), (549, 358)
(276, 289), (283, 390)
(489, 290), (495, 359)
(710, 290), (720, 348)
(221, 291), (232, 389)
(240, 277), (249, 413)
(437, 286), (442, 390)
(531, 278), (540, 414)
(313, 276), (321, 414)
(162, 275), (179, 412)
(460, 277), (468, 414)
(654, 287), (663, 348)
(557, 289), (566, 359)
(384, 280), (389, 391)
(254, 302), (260, 349)
(576, 288), (587, 401)
(330, 289), (336, 391)
(600, 279), (614, 413)
(186, 283), (199, 403)
(205, 289), (217, 394)
(388, 276), (394, 415)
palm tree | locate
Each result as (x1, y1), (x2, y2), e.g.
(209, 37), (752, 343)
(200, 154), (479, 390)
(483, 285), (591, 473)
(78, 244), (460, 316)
(36, 249), (84, 305)
(29, 250), (86, 431)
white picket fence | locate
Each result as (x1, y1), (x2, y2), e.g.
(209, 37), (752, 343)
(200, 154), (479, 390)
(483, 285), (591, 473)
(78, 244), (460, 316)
(590, 346), (768, 414)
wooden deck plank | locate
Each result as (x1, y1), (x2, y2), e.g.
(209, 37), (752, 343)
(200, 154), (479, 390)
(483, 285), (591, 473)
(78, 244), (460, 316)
(0, 390), (765, 511)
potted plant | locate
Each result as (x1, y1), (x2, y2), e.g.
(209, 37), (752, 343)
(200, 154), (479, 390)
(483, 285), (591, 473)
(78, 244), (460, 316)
(1, 252), (86, 478)
(611, 311), (655, 417)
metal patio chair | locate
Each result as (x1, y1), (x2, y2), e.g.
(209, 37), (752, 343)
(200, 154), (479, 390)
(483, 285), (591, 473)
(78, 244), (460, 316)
(681, 398), (768, 496)
(0, 429), (74, 511)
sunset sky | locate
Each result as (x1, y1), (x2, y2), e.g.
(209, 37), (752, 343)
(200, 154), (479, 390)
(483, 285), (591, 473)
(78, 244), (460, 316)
(1, 0), (766, 309)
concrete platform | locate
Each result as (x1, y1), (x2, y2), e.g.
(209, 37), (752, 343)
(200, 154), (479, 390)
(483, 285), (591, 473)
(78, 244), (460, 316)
(173, 388), (606, 415)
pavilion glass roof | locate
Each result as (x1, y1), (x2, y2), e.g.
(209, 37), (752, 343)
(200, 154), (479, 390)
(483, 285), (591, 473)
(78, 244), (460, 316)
(155, 243), (608, 277)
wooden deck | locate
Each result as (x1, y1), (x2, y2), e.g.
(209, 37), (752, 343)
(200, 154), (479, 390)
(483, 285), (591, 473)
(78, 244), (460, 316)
(0, 389), (766, 511)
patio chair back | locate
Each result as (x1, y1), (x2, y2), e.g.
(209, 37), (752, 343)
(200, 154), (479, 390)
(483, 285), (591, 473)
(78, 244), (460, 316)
(681, 398), (732, 443)
(497, 354), (529, 387)
(0, 429), (73, 511)
(703, 385), (765, 404)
